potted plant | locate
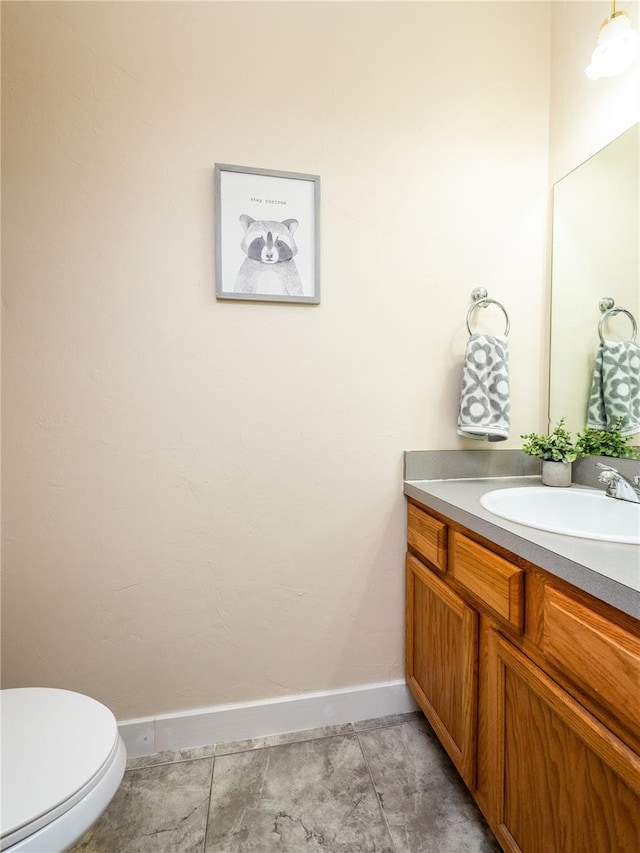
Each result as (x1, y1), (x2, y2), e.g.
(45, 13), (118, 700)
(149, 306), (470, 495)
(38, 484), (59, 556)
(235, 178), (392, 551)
(575, 417), (640, 460)
(521, 417), (578, 487)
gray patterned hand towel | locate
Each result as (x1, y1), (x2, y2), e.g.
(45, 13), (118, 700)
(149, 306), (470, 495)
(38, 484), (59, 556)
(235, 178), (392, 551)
(586, 340), (640, 436)
(457, 334), (510, 441)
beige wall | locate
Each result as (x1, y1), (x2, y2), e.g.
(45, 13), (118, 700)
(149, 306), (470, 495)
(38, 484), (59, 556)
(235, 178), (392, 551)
(549, 0), (640, 183)
(2, 2), (551, 720)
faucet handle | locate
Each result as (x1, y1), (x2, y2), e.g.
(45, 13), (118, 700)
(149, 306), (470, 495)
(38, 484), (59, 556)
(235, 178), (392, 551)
(596, 462), (619, 478)
(595, 462), (640, 502)
(596, 463), (621, 490)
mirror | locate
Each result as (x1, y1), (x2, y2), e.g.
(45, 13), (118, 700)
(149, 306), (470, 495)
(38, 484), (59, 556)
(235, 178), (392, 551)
(549, 123), (639, 438)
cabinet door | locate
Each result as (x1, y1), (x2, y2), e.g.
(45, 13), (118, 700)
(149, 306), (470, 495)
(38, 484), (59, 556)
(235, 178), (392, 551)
(493, 634), (640, 853)
(405, 553), (478, 787)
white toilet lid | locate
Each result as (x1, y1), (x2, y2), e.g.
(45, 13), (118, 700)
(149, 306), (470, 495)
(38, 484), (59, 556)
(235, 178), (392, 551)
(0, 688), (119, 841)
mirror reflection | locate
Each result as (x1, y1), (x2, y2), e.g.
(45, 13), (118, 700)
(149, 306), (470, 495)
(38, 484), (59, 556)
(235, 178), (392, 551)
(549, 123), (639, 441)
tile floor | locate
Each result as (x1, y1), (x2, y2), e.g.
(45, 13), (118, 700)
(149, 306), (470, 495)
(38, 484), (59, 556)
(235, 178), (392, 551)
(72, 712), (500, 852)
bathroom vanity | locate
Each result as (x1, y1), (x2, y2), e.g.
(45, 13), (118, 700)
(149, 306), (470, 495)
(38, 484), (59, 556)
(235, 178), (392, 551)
(404, 477), (640, 853)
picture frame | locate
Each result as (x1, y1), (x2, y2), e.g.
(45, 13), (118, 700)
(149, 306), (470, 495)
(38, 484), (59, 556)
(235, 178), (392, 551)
(214, 164), (320, 304)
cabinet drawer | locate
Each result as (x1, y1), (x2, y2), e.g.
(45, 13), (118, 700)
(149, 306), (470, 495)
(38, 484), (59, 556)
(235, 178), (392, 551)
(407, 503), (447, 571)
(543, 586), (640, 738)
(449, 532), (524, 631)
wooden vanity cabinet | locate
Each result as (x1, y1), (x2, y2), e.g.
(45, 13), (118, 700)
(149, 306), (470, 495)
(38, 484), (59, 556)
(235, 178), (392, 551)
(406, 498), (640, 853)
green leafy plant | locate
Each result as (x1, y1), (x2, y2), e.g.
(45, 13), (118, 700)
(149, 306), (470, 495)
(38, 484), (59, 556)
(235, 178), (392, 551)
(521, 417), (578, 463)
(575, 418), (640, 460)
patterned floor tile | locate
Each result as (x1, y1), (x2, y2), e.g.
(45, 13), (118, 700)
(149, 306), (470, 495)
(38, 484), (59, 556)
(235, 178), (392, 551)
(205, 733), (394, 852)
(72, 757), (213, 853)
(126, 744), (216, 771)
(70, 713), (500, 853)
(214, 722), (354, 756)
(358, 719), (500, 853)
(353, 711), (423, 732)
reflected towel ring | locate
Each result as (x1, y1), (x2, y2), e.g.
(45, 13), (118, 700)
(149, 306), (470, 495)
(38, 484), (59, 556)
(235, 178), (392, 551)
(466, 298), (510, 337)
(598, 307), (638, 344)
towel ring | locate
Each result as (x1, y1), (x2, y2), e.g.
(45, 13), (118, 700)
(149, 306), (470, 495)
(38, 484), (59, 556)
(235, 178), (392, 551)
(466, 298), (510, 337)
(598, 307), (637, 344)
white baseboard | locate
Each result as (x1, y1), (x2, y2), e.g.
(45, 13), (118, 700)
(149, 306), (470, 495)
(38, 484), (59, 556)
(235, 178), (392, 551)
(119, 680), (418, 758)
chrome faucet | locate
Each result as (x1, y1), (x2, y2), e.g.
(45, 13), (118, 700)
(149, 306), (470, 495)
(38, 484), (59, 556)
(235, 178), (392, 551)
(596, 463), (640, 504)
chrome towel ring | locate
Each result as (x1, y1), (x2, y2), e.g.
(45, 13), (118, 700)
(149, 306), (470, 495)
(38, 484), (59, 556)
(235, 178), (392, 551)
(598, 306), (638, 344)
(466, 288), (510, 337)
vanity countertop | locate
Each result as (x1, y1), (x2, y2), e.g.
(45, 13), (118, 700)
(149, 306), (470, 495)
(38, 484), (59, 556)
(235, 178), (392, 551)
(404, 477), (640, 621)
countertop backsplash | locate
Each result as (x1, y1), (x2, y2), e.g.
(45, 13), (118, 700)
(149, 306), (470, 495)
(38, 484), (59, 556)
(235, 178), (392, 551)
(404, 449), (540, 482)
(404, 448), (639, 490)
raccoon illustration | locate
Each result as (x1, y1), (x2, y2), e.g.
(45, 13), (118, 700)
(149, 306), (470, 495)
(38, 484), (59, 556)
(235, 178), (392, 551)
(234, 215), (304, 296)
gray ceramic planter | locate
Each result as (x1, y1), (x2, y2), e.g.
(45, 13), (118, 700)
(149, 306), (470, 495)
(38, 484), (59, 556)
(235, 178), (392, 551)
(541, 460), (572, 487)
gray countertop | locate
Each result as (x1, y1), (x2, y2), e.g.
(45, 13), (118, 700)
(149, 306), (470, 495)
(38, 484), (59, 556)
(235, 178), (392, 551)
(404, 477), (640, 621)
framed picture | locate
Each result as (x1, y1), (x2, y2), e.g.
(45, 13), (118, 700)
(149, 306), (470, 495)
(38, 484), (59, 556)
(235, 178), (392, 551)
(215, 164), (320, 304)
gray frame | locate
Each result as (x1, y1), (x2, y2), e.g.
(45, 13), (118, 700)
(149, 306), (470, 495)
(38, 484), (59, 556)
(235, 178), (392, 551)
(215, 164), (320, 304)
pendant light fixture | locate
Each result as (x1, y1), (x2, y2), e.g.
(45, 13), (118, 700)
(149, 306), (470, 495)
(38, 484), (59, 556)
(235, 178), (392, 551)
(585, 1), (640, 79)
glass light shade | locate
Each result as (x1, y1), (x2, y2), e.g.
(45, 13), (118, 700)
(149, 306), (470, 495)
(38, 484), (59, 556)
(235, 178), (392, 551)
(585, 11), (640, 80)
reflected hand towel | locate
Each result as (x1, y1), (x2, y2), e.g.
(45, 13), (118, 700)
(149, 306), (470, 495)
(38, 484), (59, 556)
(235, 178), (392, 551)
(586, 340), (640, 436)
(457, 334), (510, 441)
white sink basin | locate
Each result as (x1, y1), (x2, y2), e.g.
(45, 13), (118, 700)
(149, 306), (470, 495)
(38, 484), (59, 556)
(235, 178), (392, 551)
(480, 486), (640, 544)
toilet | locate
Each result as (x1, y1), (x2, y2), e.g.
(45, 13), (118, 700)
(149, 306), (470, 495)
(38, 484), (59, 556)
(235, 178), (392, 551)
(1, 688), (126, 852)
